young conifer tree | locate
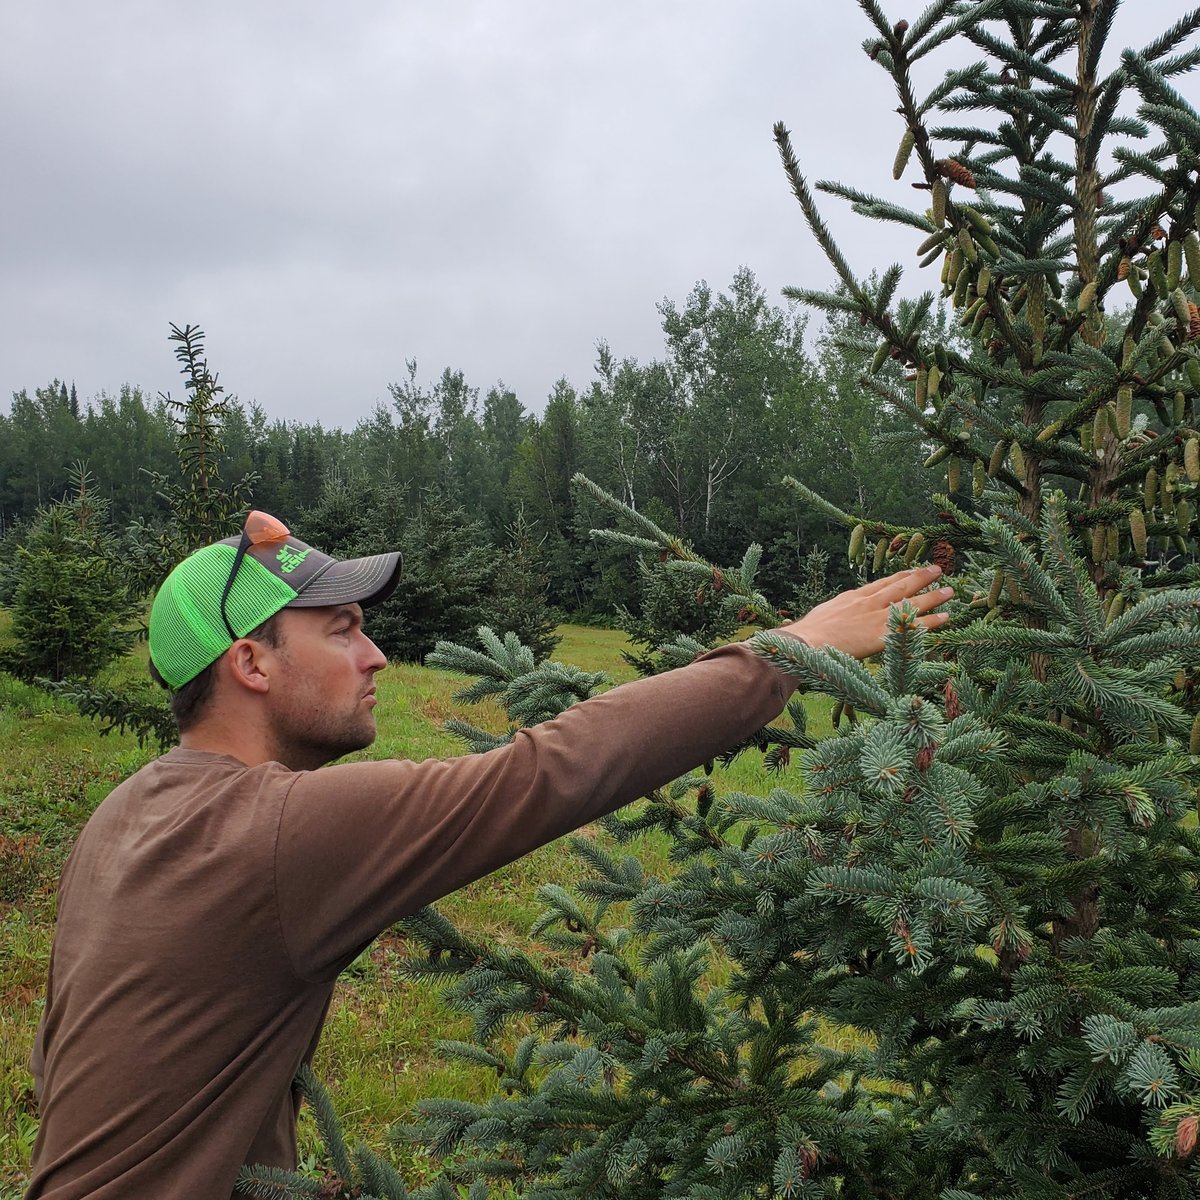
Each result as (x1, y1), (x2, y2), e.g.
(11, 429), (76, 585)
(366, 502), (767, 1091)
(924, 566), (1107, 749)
(56, 325), (257, 749)
(127, 322), (257, 595)
(2, 464), (139, 682)
(262, 4), (1200, 1198)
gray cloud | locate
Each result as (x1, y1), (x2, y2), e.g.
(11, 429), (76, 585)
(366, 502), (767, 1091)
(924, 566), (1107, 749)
(0, 2), (1187, 424)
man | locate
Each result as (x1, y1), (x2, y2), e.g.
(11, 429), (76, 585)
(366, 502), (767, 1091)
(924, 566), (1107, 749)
(26, 511), (952, 1199)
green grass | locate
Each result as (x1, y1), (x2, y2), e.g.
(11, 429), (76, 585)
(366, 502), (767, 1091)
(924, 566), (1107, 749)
(0, 622), (829, 1192)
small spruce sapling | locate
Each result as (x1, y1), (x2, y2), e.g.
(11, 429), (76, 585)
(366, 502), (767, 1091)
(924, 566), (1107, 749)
(60, 325), (257, 749)
(2, 464), (139, 683)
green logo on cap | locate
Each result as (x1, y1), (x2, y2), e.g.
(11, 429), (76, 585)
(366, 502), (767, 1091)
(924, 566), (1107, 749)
(276, 545), (312, 574)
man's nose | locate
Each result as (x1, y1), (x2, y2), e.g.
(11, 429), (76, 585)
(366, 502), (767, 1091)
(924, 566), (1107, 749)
(362, 634), (387, 673)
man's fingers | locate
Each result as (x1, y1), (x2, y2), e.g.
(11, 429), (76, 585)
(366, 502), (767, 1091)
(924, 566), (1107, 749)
(905, 585), (955, 613)
(777, 564), (952, 659)
(860, 564), (943, 599)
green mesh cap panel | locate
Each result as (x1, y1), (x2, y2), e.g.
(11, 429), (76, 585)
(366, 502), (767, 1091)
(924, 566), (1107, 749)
(149, 543), (299, 688)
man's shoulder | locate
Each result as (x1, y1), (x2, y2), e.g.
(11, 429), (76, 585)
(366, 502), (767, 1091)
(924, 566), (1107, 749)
(89, 747), (302, 835)
(104, 745), (265, 794)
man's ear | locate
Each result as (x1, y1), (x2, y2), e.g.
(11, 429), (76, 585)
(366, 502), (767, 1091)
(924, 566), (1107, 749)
(224, 637), (274, 694)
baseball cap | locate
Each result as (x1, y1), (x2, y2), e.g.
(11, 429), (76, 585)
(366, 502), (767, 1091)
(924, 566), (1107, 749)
(149, 511), (402, 688)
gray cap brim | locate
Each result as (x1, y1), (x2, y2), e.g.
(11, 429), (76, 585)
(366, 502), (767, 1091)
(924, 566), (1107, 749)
(288, 551), (403, 609)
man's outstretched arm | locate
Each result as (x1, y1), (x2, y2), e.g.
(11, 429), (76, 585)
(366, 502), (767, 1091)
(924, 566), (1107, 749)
(274, 564), (953, 979)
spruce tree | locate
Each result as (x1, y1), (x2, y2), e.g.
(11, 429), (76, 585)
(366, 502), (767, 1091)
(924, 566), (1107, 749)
(1, 464), (139, 682)
(257, 4), (1200, 1198)
(487, 512), (563, 664)
(125, 322), (256, 596)
(58, 325), (256, 749)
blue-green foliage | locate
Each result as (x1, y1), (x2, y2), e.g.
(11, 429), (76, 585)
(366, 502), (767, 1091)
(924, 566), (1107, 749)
(392, 514), (1200, 1198)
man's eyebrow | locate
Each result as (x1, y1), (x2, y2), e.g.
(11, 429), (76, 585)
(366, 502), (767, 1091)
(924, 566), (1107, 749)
(325, 605), (364, 627)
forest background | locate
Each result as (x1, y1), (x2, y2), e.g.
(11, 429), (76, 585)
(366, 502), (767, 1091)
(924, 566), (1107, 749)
(0, 267), (934, 648)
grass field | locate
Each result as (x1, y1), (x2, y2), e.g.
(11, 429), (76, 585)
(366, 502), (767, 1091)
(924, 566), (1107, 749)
(0, 623), (832, 1194)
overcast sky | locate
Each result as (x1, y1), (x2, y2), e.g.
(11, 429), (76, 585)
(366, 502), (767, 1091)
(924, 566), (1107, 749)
(0, 2), (1188, 427)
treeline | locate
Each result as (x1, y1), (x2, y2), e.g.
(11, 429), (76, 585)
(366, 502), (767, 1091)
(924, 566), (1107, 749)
(0, 269), (935, 619)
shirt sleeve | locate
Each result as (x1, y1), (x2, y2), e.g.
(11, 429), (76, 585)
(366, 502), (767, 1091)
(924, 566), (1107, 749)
(273, 640), (797, 980)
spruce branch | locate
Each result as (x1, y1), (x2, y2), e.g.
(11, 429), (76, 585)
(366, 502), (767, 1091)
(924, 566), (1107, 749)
(572, 474), (694, 560)
(573, 473), (783, 628)
(749, 632), (892, 716)
(233, 1166), (325, 1197)
(1039, 495), (1105, 643)
(909, 0), (1006, 62)
(237, 1067), (407, 1200)
(962, 23), (1076, 92)
(294, 1064), (354, 1185)
(773, 124), (865, 302)
(429, 627), (608, 732)
(816, 179), (936, 235)
(782, 473), (963, 548)
(979, 516), (1073, 625)
(1138, 8), (1200, 67)
(780, 286), (865, 316)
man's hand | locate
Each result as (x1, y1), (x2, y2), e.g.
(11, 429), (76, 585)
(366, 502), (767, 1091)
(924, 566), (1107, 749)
(777, 565), (953, 661)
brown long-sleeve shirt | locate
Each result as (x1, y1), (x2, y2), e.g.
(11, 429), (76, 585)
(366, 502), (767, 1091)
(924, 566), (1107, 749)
(26, 642), (795, 1199)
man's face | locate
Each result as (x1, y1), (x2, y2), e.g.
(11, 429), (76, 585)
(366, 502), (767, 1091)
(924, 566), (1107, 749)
(262, 603), (387, 770)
